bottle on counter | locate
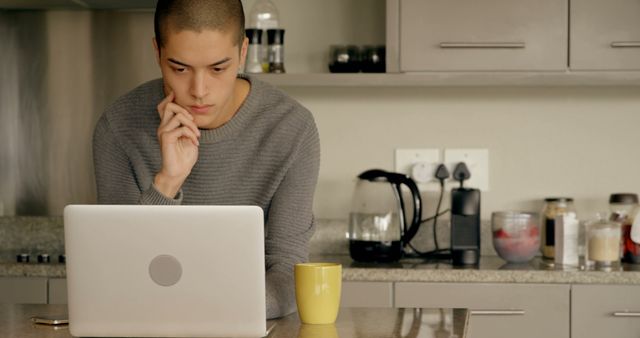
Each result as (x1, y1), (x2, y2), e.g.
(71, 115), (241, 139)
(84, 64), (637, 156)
(541, 198), (577, 261)
(244, 29), (263, 73)
(267, 28), (286, 73)
(609, 193), (640, 264)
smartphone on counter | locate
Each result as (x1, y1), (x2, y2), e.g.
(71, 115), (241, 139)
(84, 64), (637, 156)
(31, 316), (69, 325)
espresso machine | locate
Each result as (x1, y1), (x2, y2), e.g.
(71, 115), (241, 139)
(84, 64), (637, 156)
(449, 163), (481, 266)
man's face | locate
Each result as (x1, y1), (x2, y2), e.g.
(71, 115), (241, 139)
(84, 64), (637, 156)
(154, 28), (247, 129)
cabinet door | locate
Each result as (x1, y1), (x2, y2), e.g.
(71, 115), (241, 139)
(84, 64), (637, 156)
(395, 282), (570, 338)
(572, 285), (640, 338)
(399, 0), (568, 71)
(48, 278), (67, 304)
(0, 277), (48, 304)
(570, 0), (640, 70)
(341, 281), (393, 308)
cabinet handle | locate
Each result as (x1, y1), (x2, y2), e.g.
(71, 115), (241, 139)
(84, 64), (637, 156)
(613, 312), (640, 317)
(439, 42), (525, 49)
(470, 310), (525, 316)
(611, 42), (640, 48)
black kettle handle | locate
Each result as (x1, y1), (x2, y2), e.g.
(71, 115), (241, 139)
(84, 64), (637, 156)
(358, 169), (423, 246)
(397, 175), (423, 246)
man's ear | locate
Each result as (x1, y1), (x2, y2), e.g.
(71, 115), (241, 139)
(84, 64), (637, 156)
(152, 37), (161, 66)
(239, 37), (249, 69)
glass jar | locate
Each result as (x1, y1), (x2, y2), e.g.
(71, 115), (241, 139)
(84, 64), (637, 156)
(585, 214), (622, 269)
(609, 193), (640, 264)
(541, 198), (576, 259)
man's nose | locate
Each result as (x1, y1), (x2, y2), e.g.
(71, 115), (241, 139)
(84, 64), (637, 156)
(190, 72), (208, 100)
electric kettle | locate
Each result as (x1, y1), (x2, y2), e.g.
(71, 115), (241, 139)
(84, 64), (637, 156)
(348, 169), (423, 262)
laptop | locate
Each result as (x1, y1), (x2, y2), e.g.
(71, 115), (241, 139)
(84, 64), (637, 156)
(64, 204), (268, 337)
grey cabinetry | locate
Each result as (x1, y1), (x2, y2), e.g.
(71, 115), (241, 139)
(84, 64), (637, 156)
(0, 277), (48, 304)
(48, 278), (67, 304)
(341, 281), (393, 308)
(570, 0), (640, 70)
(572, 285), (640, 338)
(397, 0), (568, 71)
(395, 282), (570, 338)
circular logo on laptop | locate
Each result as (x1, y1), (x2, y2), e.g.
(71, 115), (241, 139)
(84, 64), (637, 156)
(148, 255), (182, 287)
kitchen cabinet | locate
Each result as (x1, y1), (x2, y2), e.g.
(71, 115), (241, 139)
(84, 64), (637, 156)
(0, 277), (48, 304)
(572, 284), (640, 338)
(570, 0), (640, 70)
(253, 0), (640, 86)
(394, 282), (570, 338)
(48, 278), (67, 304)
(397, 0), (568, 72)
(340, 281), (393, 308)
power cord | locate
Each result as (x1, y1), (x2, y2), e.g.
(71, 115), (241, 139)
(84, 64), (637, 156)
(431, 164), (450, 251)
(405, 164), (451, 259)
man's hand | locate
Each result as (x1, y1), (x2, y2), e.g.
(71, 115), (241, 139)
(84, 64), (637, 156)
(154, 92), (201, 198)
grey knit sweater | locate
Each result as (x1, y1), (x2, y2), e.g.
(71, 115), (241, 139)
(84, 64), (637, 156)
(92, 75), (320, 319)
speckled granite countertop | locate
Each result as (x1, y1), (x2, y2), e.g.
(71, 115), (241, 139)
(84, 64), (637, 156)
(310, 255), (640, 285)
(0, 261), (66, 278)
(3, 253), (640, 285)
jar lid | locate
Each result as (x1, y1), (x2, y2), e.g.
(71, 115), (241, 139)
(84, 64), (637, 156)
(609, 193), (639, 205)
(544, 197), (573, 202)
(492, 211), (538, 219)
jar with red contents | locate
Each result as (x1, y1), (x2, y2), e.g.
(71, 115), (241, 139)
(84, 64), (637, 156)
(609, 193), (640, 264)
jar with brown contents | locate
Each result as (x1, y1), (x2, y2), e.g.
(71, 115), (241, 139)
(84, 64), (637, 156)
(541, 198), (576, 259)
(609, 193), (640, 264)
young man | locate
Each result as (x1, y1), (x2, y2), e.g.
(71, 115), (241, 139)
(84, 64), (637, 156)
(92, 0), (320, 319)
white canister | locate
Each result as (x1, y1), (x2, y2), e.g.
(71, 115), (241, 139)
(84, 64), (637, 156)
(554, 213), (580, 266)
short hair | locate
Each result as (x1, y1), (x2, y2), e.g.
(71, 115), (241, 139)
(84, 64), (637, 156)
(154, 0), (245, 49)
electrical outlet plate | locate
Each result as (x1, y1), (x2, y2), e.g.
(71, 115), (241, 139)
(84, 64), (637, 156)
(443, 149), (489, 191)
(394, 148), (440, 190)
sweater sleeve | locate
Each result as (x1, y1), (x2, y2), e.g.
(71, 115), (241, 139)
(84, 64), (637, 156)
(264, 118), (320, 319)
(93, 114), (183, 205)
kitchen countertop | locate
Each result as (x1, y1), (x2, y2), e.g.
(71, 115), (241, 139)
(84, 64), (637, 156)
(3, 253), (640, 285)
(0, 304), (469, 338)
(312, 254), (640, 285)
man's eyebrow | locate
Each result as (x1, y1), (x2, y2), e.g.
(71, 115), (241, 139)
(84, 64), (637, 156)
(167, 57), (232, 68)
(168, 58), (191, 67)
(209, 57), (231, 67)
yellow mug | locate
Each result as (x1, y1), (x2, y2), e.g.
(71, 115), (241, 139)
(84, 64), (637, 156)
(294, 263), (342, 324)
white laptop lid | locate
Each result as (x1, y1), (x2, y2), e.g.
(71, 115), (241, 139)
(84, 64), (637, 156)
(64, 205), (266, 338)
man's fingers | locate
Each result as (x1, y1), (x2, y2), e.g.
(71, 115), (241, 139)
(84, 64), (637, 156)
(166, 102), (195, 122)
(159, 113), (200, 138)
(163, 126), (200, 146)
(159, 102), (196, 130)
(157, 92), (175, 119)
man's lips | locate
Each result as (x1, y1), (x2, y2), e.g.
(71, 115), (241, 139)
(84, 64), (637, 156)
(189, 105), (213, 114)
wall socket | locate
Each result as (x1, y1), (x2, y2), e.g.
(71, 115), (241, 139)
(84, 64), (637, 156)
(394, 149), (440, 190)
(395, 148), (489, 191)
(444, 149), (489, 191)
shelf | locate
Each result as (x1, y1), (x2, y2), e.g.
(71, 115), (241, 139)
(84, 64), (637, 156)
(252, 72), (640, 87)
(0, 0), (156, 9)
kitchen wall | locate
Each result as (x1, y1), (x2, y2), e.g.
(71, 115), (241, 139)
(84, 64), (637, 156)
(293, 86), (640, 220)
(2, 4), (640, 222)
